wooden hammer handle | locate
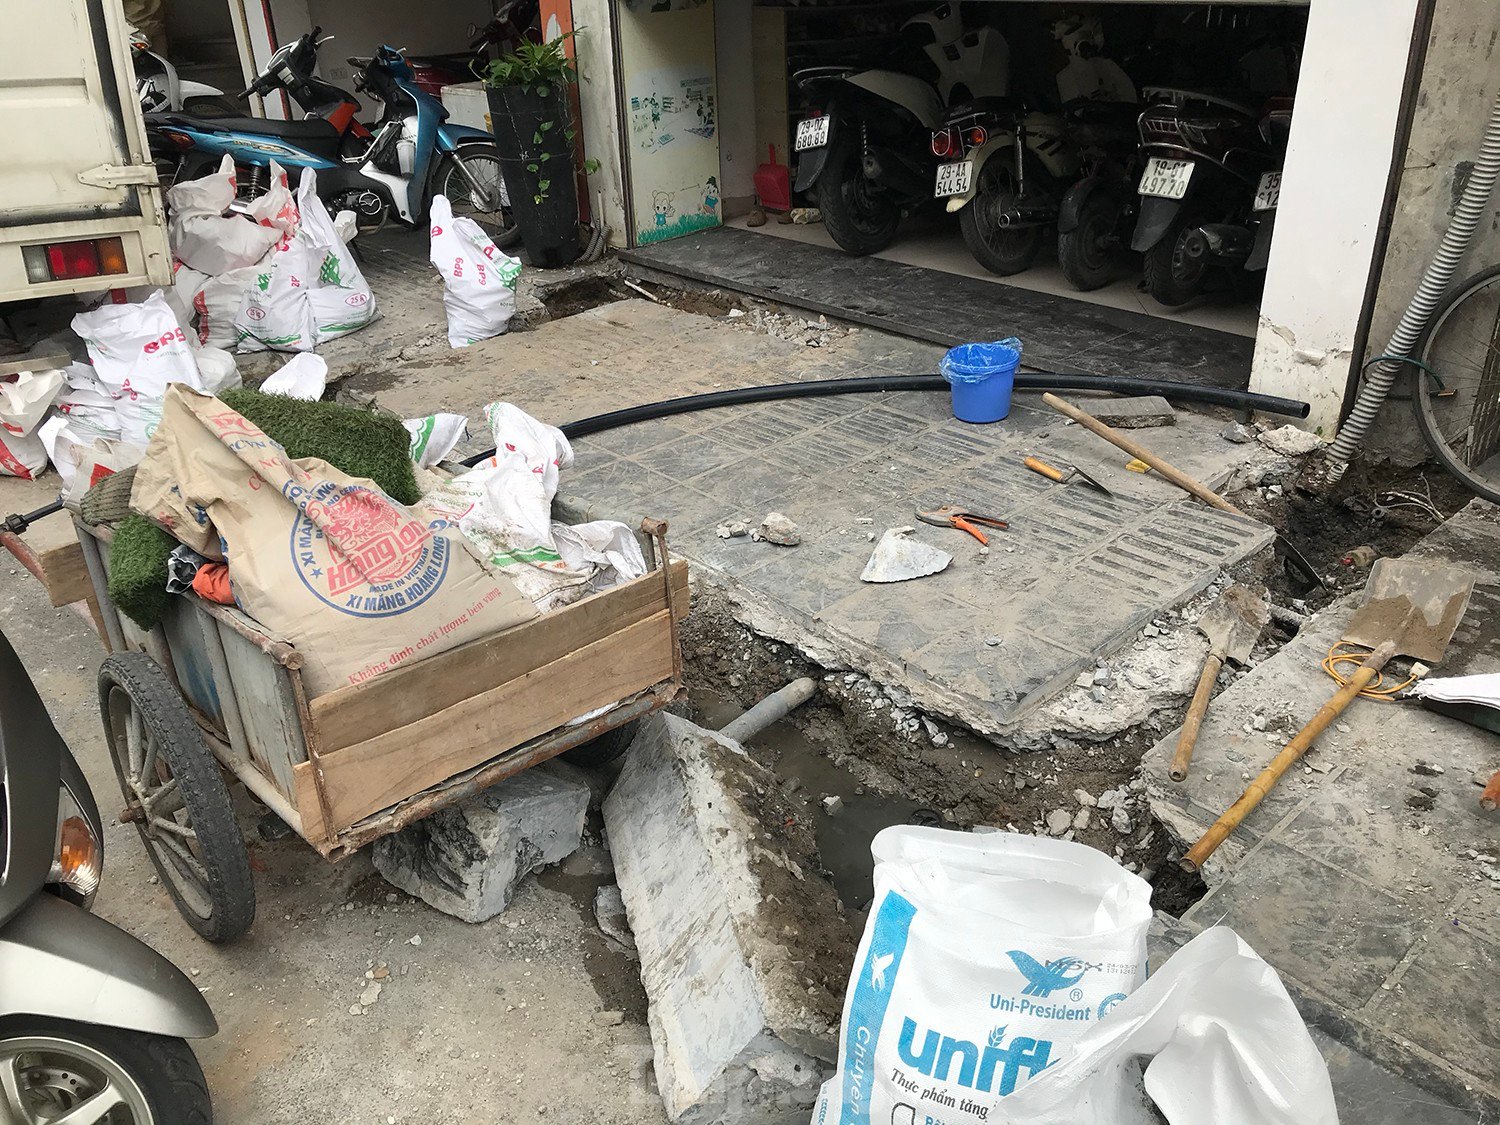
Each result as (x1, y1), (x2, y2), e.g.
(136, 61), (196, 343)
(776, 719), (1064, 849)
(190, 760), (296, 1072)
(1024, 456), (1067, 482)
(1041, 393), (1246, 517)
(1181, 641), (1397, 872)
(1170, 651), (1223, 782)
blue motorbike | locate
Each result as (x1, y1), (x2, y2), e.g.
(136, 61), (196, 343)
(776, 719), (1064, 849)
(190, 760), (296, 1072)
(148, 34), (516, 244)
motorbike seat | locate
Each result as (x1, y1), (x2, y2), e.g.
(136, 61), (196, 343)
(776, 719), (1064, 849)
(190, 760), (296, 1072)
(154, 112), (345, 156)
(955, 95), (1025, 120)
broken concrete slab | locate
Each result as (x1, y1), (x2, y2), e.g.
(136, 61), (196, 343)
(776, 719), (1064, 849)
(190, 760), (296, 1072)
(603, 713), (855, 1124)
(372, 768), (589, 923)
(1142, 500), (1500, 1117)
(859, 526), (952, 583)
(1258, 424), (1323, 456)
(1084, 395), (1177, 428)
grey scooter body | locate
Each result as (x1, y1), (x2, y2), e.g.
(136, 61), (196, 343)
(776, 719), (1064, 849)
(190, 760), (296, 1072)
(0, 628), (216, 1040)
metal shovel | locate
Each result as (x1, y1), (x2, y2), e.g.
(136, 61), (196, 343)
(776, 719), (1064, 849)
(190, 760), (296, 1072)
(1169, 584), (1269, 782)
(1181, 557), (1475, 872)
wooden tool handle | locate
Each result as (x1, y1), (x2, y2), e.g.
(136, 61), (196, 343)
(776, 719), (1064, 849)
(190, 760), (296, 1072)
(1041, 393), (1245, 517)
(1024, 456), (1066, 482)
(1170, 651), (1223, 782)
(1181, 641), (1396, 872)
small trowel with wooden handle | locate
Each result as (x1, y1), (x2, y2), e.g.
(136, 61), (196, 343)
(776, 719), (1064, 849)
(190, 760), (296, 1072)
(1169, 584), (1270, 782)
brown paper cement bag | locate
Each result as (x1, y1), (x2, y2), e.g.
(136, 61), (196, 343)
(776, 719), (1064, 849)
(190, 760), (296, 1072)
(132, 386), (538, 696)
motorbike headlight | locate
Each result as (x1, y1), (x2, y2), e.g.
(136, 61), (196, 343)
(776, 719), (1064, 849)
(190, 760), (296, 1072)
(50, 784), (102, 905)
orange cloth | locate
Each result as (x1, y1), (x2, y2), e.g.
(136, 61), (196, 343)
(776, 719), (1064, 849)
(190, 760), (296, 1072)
(191, 562), (234, 605)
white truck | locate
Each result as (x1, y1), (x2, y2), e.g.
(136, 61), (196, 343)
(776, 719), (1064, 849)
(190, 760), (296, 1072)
(0, 0), (172, 305)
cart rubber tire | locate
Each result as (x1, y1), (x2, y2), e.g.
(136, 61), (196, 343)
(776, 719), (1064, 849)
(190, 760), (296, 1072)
(816, 133), (901, 256)
(1058, 191), (1122, 291)
(99, 652), (256, 944)
(563, 720), (639, 769)
(0, 1015), (212, 1125)
(1142, 208), (1209, 307)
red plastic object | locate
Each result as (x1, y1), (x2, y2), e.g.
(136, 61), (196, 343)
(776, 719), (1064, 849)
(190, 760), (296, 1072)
(754, 144), (791, 212)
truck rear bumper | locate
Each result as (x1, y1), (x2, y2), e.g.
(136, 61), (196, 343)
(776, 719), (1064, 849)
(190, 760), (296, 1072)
(0, 214), (172, 304)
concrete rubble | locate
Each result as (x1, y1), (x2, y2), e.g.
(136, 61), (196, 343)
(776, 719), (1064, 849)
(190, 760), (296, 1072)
(1085, 394), (1177, 428)
(603, 713), (855, 1124)
(372, 765), (590, 924)
(859, 526), (952, 583)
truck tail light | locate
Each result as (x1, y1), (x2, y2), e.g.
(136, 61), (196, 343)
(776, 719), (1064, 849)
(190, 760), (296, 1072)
(22, 238), (128, 283)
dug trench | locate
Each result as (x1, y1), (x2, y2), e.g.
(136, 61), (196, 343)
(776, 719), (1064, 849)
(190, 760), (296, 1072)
(665, 455), (1471, 927)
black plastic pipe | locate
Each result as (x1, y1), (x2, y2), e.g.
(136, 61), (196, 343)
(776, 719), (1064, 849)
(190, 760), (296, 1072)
(461, 372), (1309, 465)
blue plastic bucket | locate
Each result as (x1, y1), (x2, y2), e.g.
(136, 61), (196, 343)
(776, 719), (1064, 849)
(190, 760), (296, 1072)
(941, 338), (1022, 424)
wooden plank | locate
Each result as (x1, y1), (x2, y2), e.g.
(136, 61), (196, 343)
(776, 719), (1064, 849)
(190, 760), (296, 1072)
(291, 760), (327, 846)
(310, 561), (688, 753)
(313, 611), (676, 834)
(1, 530), (93, 608)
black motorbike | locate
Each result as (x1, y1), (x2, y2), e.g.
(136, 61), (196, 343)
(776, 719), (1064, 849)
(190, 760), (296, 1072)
(1129, 88), (1277, 307)
(1054, 98), (1146, 291)
(0, 628), (217, 1124)
(1245, 97), (1293, 272)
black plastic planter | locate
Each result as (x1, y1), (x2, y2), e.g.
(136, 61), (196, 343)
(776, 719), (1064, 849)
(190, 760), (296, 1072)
(486, 84), (582, 269)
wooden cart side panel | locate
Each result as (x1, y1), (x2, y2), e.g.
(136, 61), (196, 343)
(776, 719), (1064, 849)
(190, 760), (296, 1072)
(216, 625), (308, 799)
(302, 611), (676, 835)
(309, 560), (689, 754)
(159, 600), (224, 727)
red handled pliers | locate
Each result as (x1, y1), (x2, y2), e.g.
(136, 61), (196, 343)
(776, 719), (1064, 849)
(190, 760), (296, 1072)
(916, 505), (1009, 546)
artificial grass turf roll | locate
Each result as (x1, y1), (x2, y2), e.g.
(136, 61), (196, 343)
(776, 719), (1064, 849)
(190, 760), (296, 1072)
(108, 514), (177, 630)
(220, 386), (420, 504)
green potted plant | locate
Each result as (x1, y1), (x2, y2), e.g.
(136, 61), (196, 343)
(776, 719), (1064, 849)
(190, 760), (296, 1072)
(479, 35), (599, 268)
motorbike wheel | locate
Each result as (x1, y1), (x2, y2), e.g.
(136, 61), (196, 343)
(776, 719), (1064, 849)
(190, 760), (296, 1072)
(816, 134), (900, 256)
(1058, 192), (1122, 292)
(99, 653), (255, 944)
(441, 149), (521, 249)
(1142, 210), (1211, 308)
(181, 95), (242, 118)
(0, 1016), (210, 1125)
(959, 162), (1045, 277)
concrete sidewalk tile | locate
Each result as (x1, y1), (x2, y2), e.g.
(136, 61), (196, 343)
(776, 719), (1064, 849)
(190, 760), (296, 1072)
(1185, 837), (1422, 1007)
(1370, 920), (1500, 1071)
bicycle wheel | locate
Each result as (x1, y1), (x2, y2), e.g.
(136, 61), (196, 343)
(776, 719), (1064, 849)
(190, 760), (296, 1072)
(1412, 263), (1500, 502)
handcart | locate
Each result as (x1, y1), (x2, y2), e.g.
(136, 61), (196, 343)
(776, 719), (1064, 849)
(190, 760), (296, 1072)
(72, 498), (686, 942)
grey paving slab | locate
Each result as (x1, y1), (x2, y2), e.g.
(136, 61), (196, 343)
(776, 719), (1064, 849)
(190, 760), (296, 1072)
(1143, 500), (1500, 1116)
(357, 299), (1273, 734)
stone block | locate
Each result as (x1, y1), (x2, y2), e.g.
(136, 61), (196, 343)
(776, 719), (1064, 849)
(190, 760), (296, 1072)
(372, 768), (589, 923)
(603, 713), (856, 1124)
(1086, 395), (1177, 428)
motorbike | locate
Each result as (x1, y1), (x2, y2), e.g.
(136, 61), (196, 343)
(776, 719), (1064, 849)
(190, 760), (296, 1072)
(148, 34), (515, 243)
(1129, 88), (1277, 307)
(931, 98), (1081, 276)
(131, 27), (238, 118)
(1245, 97), (1293, 272)
(401, 0), (541, 98)
(1053, 98), (1146, 290)
(0, 627), (217, 1124)
(792, 2), (1008, 256)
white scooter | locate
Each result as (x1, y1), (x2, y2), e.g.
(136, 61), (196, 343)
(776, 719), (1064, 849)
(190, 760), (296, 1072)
(791, 2), (1008, 255)
(132, 28), (239, 118)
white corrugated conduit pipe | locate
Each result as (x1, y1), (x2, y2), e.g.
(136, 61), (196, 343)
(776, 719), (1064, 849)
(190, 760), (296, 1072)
(1321, 91), (1500, 485)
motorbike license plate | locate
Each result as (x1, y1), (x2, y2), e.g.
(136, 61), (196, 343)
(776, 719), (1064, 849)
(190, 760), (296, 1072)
(1253, 171), (1282, 212)
(795, 116), (830, 152)
(1139, 158), (1194, 200)
(934, 161), (972, 198)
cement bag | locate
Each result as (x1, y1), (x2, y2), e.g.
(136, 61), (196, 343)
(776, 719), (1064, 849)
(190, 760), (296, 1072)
(0, 368), (65, 437)
(233, 241), (320, 353)
(260, 352), (327, 401)
(815, 926), (1338, 1125)
(54, 362), (121, 445)
(36, 414), (86, 487)
(417, 403), (642, 612)
(429, 194), (520, 348)
(295, 168), (378, 342)
(131, 385), (539, 696)
(71, 292), (204, 446)
(192, 344), (241, 396)
(244, 161), (299, 244)
(0, 430), (47, 479)
(814, 828), (1152, 1121)
(167, 156), (281, 275)
(194, 266), (259, 349)
(403, 412), (468, 468)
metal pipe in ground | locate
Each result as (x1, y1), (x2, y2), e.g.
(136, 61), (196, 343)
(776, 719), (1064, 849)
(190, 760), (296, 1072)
(718, 677), (817, 743)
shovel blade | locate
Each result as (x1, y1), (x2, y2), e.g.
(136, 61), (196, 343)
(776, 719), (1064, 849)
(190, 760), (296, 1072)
(1197, 583), (1270, 663)
(1342, 558), (1475, 664)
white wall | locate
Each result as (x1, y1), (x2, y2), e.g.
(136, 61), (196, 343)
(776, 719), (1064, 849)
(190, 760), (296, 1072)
(1247, 0), (1421, 434)
(714, 0), (756, 206)
(572, 0), (629, 245)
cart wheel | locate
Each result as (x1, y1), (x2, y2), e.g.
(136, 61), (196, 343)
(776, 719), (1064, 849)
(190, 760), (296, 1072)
(99, 652), (256, 943)
(563, 721), (639, 769)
